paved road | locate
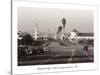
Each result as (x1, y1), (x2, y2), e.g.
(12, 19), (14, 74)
(18, 42), (93, 66)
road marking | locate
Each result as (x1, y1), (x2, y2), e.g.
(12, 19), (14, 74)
(67, 49), (75, 63)
(40, 53), (64, 64)
(40, 49), (69, 64)
(42, 49), (75, 64)
(81, 50), (93, 60)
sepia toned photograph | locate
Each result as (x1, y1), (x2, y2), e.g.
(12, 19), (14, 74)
(17, 7), (94, 66)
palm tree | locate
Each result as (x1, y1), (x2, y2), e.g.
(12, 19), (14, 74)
(61, 18), (66, 40)
(62, 18), (66, 29)
(57, 26), (62, 34)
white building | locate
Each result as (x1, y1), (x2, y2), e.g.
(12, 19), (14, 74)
(68, 30), (94, 44)
(69, 30), (93, 39)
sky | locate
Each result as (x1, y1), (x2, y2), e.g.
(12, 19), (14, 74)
(18, 7), (94, 34)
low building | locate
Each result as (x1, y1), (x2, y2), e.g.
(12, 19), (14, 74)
(68, 31), (94, 44)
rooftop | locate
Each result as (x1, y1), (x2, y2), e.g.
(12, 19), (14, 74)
(78, 33), (94, 37)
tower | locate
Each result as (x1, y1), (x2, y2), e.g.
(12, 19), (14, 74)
(34, 23), (38, 40)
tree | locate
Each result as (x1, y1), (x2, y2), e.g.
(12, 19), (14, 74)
(19, 33), (33, 45)
(57, 26), (62, 34)
(62, 18), (66, 29)
(72, 29), (79, 35)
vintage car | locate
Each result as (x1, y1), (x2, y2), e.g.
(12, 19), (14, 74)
(33, 40), (51, 53)
(18, 40), (51, 58)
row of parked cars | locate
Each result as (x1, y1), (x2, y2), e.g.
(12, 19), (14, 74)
(18, 40), (51, 58)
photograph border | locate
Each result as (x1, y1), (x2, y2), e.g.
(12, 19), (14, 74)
(11, 0), (98, 75)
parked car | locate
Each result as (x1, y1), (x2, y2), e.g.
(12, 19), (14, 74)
(33, 40), (45, 54)
(43, 43), (51, 52)
(33, 40), (51, 53)
(18, 40), (51, 58)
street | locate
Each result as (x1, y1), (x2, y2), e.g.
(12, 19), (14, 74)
(18, 41), (94, 66)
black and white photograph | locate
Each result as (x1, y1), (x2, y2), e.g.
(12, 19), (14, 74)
(17, 7), (94, 66)
(12, 1), (97, 74)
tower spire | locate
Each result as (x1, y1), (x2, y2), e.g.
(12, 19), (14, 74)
(34, 23), (38, 40)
